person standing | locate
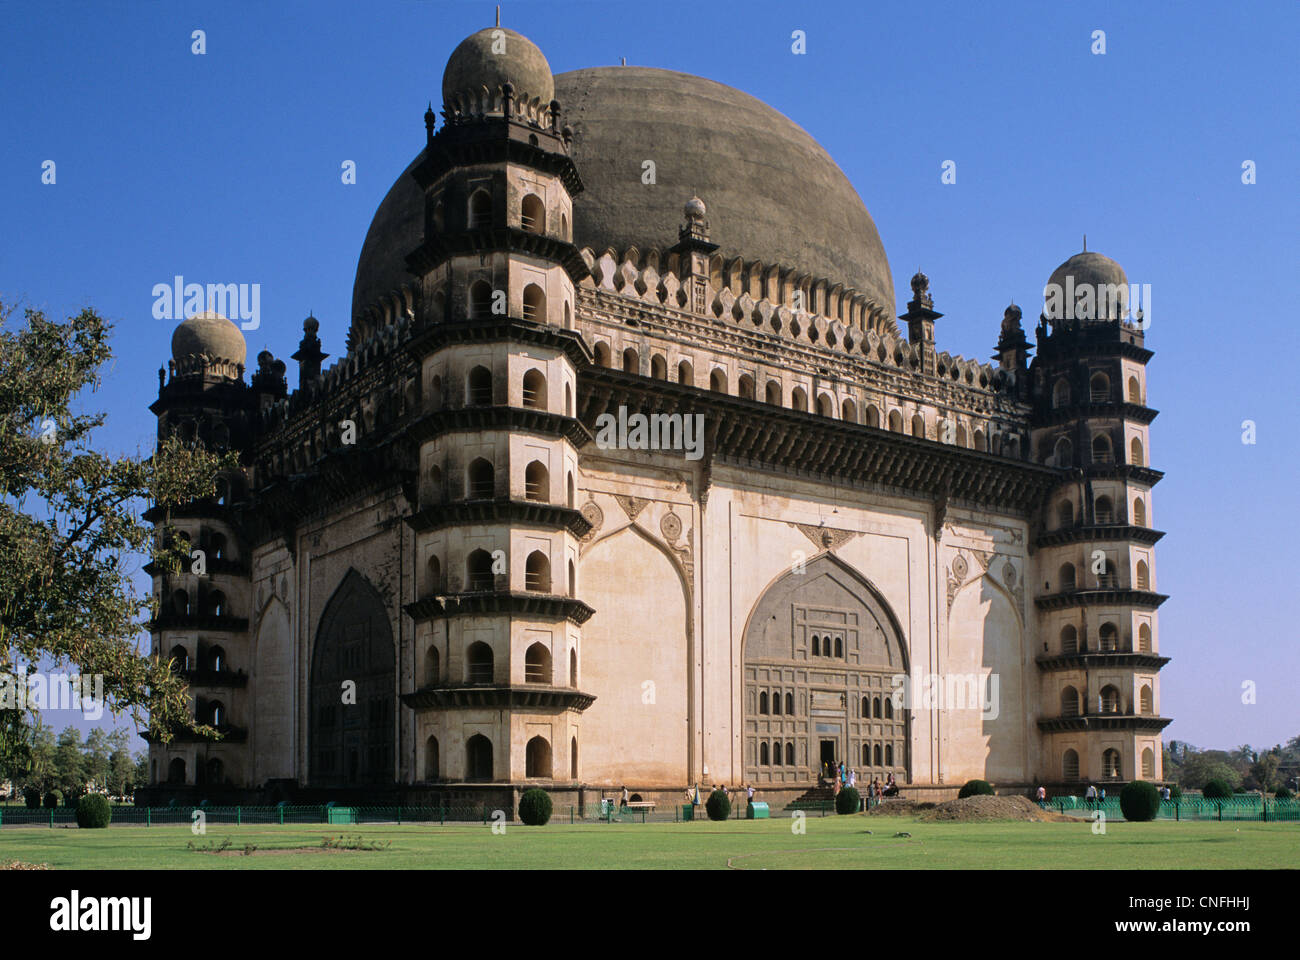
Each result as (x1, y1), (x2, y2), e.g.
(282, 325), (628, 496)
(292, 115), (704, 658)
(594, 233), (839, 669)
(1036, 784), (1046, 803)
(620, 785), (629, 809)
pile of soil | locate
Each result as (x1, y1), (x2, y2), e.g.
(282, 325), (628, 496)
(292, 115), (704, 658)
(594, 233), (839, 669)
(1, 859), (51, 870)
(865, 798), (936, 816)
(916, 794), (1070, 823)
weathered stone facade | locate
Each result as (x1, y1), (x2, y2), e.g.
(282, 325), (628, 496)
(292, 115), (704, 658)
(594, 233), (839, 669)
(143, 25), (1168, 804)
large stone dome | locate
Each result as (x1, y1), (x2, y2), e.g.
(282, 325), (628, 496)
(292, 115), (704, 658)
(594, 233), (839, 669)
(171, 311), (246, 366)
(442, 27), (554, 114)
(352, 64), (894, 319)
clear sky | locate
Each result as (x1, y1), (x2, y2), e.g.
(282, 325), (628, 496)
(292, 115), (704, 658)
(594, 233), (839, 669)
(2, 0), (1296, 753)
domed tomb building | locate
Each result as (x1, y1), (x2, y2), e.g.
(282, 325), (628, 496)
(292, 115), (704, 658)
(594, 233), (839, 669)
(142, 25), (1169, 807)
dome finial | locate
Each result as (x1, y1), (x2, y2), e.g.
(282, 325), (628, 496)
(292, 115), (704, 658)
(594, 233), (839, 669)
(1083, 233), (1087, 253)
(495, 4), (500, 27)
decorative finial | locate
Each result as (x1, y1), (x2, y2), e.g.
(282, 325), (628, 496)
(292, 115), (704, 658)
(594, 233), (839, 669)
(621, 57), (626, 66)
(495, 4), (500, 27)
(1083, 233), (1087, 252)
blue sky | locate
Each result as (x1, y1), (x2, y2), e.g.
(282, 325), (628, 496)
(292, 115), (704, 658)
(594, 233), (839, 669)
(2, 0), (1296, 753)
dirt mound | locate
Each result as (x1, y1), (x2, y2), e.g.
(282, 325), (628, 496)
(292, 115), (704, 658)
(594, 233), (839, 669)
(1, 859), (51, 870)
(916, 794), (1067, 822)
(865, 798), (936, 816)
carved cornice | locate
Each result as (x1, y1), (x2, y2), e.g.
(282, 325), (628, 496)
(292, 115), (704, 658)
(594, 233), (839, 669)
(405, 317), (594, 368)
(406, 227), (591, 285)
(1035, 525), (1166, 549)
(406, 499), (591, 538)
(149, 614), (249, 634)
(1034, 589), (1169, 611)
(401, 684), (596, 711)
(1035, 652), (1171, 672)
(1036, 714), (1172, 734)
(1033, 401), (1159, 428)
(404, 592), (595, 625)
(407, 405), (594, 448)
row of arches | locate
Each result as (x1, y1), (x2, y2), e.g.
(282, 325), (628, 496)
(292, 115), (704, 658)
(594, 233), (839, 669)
(1052, 372), (1143, 409)
(167, 644), (227, 673)
(861, 743), (898, 767)
(424, 642), (578, 687)
(163, 756), (231, 785)
(1051, 434), (1145, 467)
(446, 190), (567, 240)
(1057, 622), (1153, 654)
(811, 633), (844, 657)
(1061, 747), (1153, 780)
(168, 587), (231, 618)
(440, 365), (572, 414)
(1055, 495), (1148, 529)
(861, 695), (895, 720)
(425, 549), (573, 597)
(423, 733), (576, 781)
(758, 741), (796, 766)
(1055, 557), (1150, 592)
(428, 457), (576, 508)
(1060, 683), (1154, 716)
(757, 690), (795, 715)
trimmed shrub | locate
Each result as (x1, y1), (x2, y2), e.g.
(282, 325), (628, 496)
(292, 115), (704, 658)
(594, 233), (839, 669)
(1274, 787), (1293, 800)
(957, 779), (994, 799)
(1120, 781), (1161, 822)
(76, 794), (112, 829)
(43, 790), (62, 809)
(1202, 779), (1232, 800)
(23, 788), (41, 809)
(517, 788), (552, 826)
(836, 786), (861, 815)
(705, 789), (731, 821)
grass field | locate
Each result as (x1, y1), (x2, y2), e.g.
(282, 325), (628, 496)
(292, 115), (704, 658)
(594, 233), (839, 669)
(1, 816), (1296, 869)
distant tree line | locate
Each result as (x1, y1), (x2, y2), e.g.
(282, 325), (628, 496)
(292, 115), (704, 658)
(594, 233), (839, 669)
(1163, 735), (1299, 795)
(1, 716), (146, 800)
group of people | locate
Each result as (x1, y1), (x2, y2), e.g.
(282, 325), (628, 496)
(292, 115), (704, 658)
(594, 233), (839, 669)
(826, 761), (897, 805)
(1033, 783), (1175, 805)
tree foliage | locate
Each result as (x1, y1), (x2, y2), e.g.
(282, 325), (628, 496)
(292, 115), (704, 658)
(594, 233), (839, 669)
(0, 303), (236, 756)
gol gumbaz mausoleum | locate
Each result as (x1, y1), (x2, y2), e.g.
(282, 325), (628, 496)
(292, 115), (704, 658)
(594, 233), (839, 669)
(139, 24), (1170, 810)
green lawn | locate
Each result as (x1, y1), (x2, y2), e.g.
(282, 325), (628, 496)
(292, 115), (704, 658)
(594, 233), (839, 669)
(1, 816), (1296, 869)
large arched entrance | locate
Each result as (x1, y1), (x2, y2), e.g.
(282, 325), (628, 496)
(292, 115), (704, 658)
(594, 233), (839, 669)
(741, 553), (910, 785)
(308, 569), (396, 786)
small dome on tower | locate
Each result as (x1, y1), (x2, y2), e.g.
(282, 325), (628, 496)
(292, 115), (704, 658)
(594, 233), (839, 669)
(684, 196), (707, 219)
(171, 312), (246, 367)
(1047, 250), (1127, 295)
(442, 27), (554, 116)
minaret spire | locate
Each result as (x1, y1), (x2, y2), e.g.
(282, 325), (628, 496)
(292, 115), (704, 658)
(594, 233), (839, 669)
(495, 4), (500, 26)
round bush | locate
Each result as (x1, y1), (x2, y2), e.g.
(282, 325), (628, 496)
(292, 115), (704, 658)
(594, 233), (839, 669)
(1120, 781), (1161, 822)
(23, 788), (41, 809)
(957, 779), (994, 799)
(1202, 779), (1232, 800)
(517, 788), (552, 826)
(76, 794), (112, 829)
(1274, 787), (1293, 800)
(43, 790), (62, 809)
(836, 786), (861, 815)
(705, 789), (731, 821)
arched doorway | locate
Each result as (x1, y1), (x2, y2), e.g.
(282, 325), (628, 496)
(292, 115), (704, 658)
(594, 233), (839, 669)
(741, 554), (910, 785)
(308, 569), (396, 786)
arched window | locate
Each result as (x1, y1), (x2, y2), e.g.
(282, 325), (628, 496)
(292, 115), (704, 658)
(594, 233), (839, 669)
(1052, 379), (1071, 408)
(1127, 376), (1142, 404)
(426, 646), (440, 685)
(169, 644), (190, 672)
(524, 460), (549, 502)
(650, 354), (668, 380)
(760, 742), (769, 765)
(569, 647), (578, 686)
(427, 464), (443, 504)
(1063, 749), (1080, 781)
(1139, 685), (1153, 715)
(911, 413), (926, 438)
(1132, 498), (1146, 527)
(770, 691), (781, 715)
(811, 635), (820, 656)
(1004, 435), (1021, 459)
(885, 744), (894, 766)
(561, 212), (569, 241)
(594, 342), (612, 368)
(209, 645), (225, 672)
(1060, 624), (1078, 654)
(622, 347), (639, 374)
(168, 758), (187, 784)
(466, 733), (493, 780)
(791, 387), (808, 411)
(1099, 622), (1119, 652)
(1135, 559), (1151, 591)
(570, 736), (579, 777)
(469, 280), (494, 319)
(873, 744), (882, 766)
(467, 365), (493, 406)
(834, 636), (843, 658)
(432, 201), (445, 232)
(210, 701), (225, 727)
(1141, 747), (1154, 779)
(786, 742), (795, 765)
(973, 429), (986, 451)
(1095, 495), (1115, 525)
(430, 374), (444, 411)
(566, 472), (575, 508)
(1089, 372), (1110, 404)
(210, 532), (227, 560)
(466, 642), (494, 684)
(207, 590), (226, 617)
(757, 691), (769, 714)
(1098, 559), (1118, 589)
(467, 458), (494, 499)
(1099, 684), (1120, 713)
(468, 189), (492, 228)
(785, 692), (793, 715)
(1092, 433), (1113, 464)
(677, 359), (693, 385)
(1061, 685), (1080, 716)
(1054, 437), (1073, 468)
(1058, 563), (1076, 591)
(524, 642), (551, 684)
(738, 374), (755, 400)
(872, 696), (881, 719)
(710, 369), (728, 393)
(520, 194), (545, 233)
(425, 736), (440, 780)
(466, 549), (494, 592)
(841, 398), (857, 423)
(522, 369), (547, 410)
(956, 424), (968, 448)
(563, 300), (572, 328)
(862, 744), (870, 765)
(426, 555), (442, 596)
(564, 383), (573, 416)
(1130, 437), (1145, 466)
(1057, 499), (1075, 529)
(772, 740), (783, 765)
(861, 695), (869, 717)
(1138, 623), (1152, 653)
(888, 410), (903, 433)
(865, 405), (880, 428)
(765, 380), (782, 405)
(568, 559), (576, 598)
(522, 284), (546, 322)
(883, 698), (893, 719)
(1102, 748), (1121, 779)
(207, 757), (225, 785)
(816, 394), (834, 417)
(525, 550), (551, 592)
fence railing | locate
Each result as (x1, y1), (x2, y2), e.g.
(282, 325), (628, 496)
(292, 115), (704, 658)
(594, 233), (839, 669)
(1040, 796), (1300, 822)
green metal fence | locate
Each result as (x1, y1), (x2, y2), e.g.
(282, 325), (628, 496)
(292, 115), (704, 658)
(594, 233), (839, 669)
(1040, 796), (1300, 822)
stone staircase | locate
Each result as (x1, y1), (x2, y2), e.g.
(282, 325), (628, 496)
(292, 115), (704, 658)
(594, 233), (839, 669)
(786, 782), (836, 810)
